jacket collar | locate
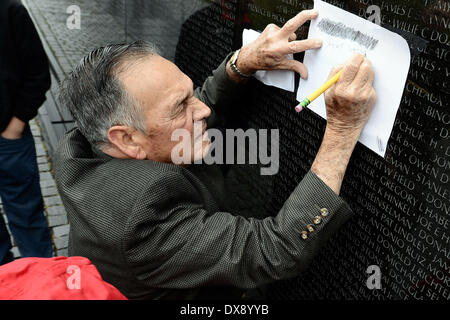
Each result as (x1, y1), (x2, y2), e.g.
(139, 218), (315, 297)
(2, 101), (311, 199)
(90, 143), (114, 161)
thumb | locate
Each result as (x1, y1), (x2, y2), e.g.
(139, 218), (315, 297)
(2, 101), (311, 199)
(325, 65), (344, 98)
(327, 64), (344, 81)
(325, 64), (344, 95)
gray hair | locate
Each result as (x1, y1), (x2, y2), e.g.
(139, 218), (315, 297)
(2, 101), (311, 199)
(59, 40), (159, 147)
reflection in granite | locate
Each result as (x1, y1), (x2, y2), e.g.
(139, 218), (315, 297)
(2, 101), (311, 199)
(125, 0), (209, 61)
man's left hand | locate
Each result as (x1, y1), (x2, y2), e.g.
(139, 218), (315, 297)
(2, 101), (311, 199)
(1, 117), (26, 140)
(236, 9), (322, 80)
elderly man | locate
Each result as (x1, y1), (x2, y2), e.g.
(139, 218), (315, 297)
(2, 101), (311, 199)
(55, 10), (376, 299)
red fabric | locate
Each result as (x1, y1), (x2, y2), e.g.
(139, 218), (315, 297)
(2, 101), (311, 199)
(0, 256), (127, 300)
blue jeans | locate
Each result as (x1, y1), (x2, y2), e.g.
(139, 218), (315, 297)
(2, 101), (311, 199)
(0, 126), (53, 265)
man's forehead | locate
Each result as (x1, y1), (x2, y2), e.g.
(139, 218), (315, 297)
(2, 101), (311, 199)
(119, 55), (189, 110)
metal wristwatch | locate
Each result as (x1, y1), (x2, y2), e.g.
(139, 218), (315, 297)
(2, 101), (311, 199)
(229, 49), (253, 78)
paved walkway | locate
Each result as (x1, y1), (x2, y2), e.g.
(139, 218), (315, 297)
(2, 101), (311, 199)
(0, 119), (69, 258)
(23, 0), (126, 74)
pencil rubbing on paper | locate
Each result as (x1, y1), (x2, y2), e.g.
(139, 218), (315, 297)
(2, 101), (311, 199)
(317, 18), (379, 50)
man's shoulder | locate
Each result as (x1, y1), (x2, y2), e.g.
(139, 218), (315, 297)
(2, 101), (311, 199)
(54, 128), (188, 193)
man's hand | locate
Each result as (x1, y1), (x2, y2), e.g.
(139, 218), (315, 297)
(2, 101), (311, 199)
(1, 116), (26, 140)
(234, 9), (322, 80)
(324, 53), (376, 138)
(311, 53), (376, 194)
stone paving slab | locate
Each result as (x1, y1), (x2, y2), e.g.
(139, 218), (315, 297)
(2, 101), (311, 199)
(53, 224), (70, 238)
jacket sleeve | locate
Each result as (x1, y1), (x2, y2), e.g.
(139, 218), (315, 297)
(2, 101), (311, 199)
(10, 4), (51, 122)
(123, 170), (353, 290)
(194, 53), (244, 128)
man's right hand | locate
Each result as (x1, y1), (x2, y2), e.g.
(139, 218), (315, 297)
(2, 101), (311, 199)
(324, 53), (376, 138)
(310, 53), (376, 195)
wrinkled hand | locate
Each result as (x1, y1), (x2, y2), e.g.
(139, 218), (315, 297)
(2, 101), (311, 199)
(237, 9), (322, 79)
(324, 53), (376, 138)
(1, 116), (26, 140)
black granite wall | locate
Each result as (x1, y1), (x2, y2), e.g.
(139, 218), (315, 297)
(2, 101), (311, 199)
(128, 0), (449, 300)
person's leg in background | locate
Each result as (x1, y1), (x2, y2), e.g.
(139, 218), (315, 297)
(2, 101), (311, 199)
(0, 125), (53, 265)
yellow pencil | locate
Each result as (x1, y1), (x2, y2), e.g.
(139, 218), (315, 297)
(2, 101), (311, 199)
(295, 70), (342, 112)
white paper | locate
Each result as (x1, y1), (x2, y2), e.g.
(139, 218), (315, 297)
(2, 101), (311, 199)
(243, 29), (295, 92)
(297, 0), (411, 157)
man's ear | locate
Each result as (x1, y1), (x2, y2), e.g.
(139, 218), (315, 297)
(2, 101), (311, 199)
(107, 126), (148, 160)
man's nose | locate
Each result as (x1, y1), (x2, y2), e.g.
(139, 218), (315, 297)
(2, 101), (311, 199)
(192, 100), (211, 121)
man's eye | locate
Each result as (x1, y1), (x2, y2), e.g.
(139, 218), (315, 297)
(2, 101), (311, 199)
(179, 100), (188, 112)
(172, 100), (188, 118)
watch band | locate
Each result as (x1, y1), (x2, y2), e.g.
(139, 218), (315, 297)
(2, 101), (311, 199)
(229, 49), (253, 78)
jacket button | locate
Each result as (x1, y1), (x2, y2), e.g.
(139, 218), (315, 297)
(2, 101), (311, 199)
(321, 208), (329, 217)
(313, 216), (322, 225)
(306, 224), (314, 233)
(301, 231), (308, 240)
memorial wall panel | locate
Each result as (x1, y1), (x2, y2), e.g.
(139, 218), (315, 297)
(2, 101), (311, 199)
(131, 0), (449, 299)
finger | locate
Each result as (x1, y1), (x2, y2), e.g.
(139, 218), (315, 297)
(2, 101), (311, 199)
(340, 53), (365, 85)
(264, 23), (281, 33)
(279, 59), (308, 79)
(354, 58), (375, 88)
(288, 32), (297, 42)
(280, 9), (319, 37)
(285, 38), (322, 54)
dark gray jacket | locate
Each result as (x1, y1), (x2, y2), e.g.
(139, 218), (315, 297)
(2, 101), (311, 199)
(54, 55), (353, 300)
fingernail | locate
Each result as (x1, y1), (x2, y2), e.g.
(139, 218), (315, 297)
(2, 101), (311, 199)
(311, 9), (319, 16)
(316, 39), (323, 47)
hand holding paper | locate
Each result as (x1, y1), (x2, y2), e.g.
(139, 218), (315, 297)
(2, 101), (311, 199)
(239, 9), (322, 78)
(297, 0), (411, 157)
(240, 9), (323, 91)
(324, 53), (377, 137)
